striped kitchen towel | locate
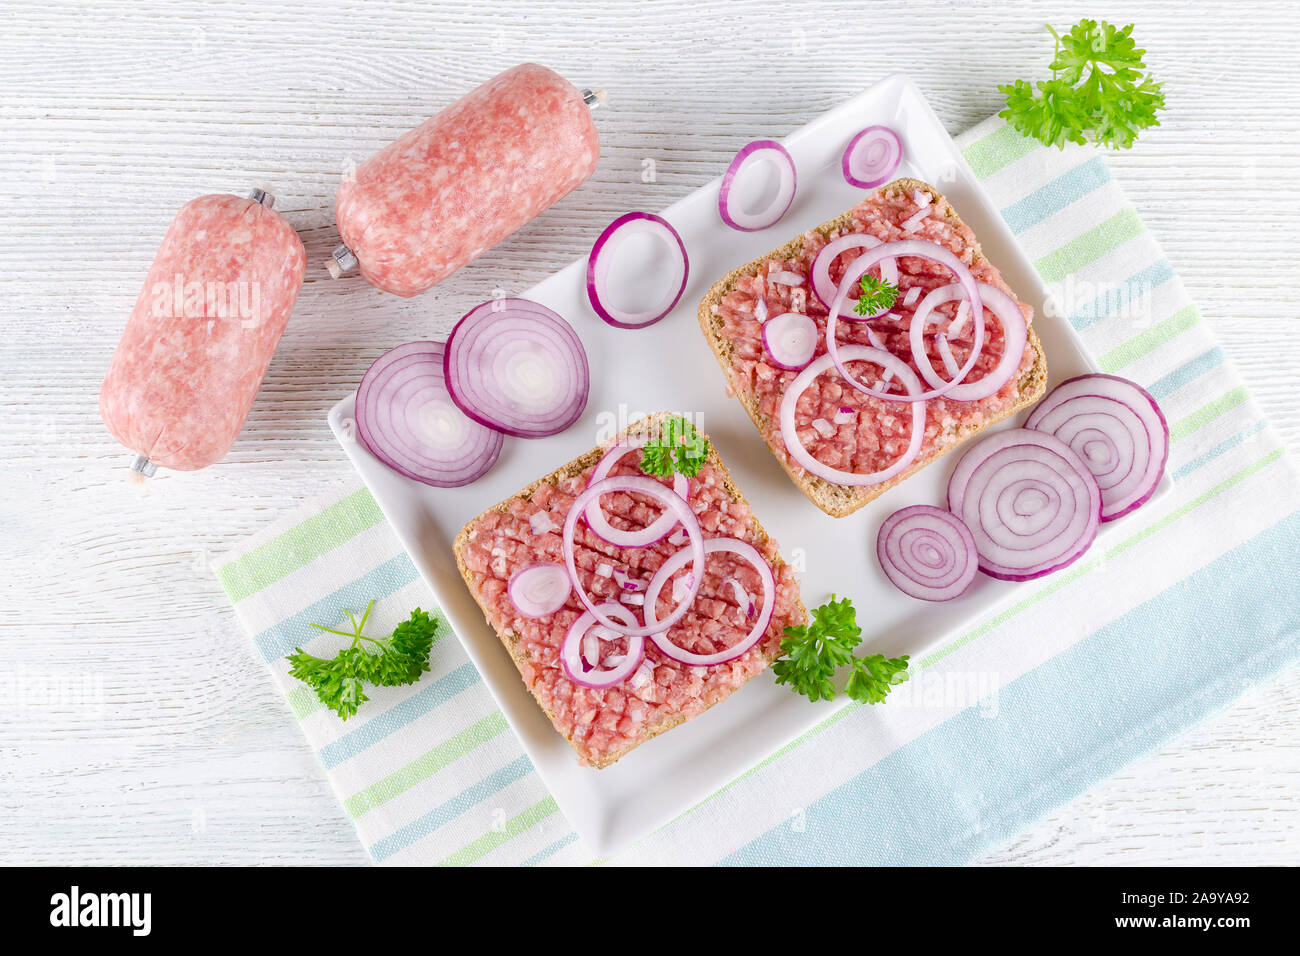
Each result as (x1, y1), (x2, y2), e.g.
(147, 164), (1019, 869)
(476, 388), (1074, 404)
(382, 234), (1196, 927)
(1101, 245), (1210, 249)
(215, 116), (1300, 866)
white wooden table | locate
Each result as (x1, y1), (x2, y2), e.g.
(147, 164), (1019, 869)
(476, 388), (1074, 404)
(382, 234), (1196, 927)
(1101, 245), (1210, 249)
(2, 0), (1296, 866)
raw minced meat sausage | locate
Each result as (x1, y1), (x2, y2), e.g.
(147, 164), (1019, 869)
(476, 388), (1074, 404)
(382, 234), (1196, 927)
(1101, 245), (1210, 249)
(99, 191), (306, 474)
(331, 63), (600, 297)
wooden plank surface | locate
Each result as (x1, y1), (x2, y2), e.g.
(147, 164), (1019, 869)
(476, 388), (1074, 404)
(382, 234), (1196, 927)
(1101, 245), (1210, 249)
(1, 0), (1295, 865)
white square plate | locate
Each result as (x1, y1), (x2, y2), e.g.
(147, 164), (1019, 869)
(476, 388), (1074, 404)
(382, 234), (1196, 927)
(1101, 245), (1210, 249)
(328, 73), (1171, 857)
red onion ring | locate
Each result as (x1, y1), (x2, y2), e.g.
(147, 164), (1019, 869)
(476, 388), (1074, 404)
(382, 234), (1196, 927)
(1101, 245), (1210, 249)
(946, 428), (1102, 581)
(562, 475), (704, 637)
(809, 234), (900, 318)
(586, 212), (689, 329)
(718, 140), (797, 232)
(1025, 374), (1169, 521)
(583, 435), (689, 547)
(560, 603), (645, 689)
(443, 298), (589, 438)
(507, 563), (571, 618)
(909, 282), (1028, 402)
(762, 311), (818, 370)
(842, 125), (902, 189)
(876, 505), (978, 601)
(643, 537), (775, 666)
(826, 240), (986, 403)
(355, 341), (503, 487)
(779, 345), (927, 486)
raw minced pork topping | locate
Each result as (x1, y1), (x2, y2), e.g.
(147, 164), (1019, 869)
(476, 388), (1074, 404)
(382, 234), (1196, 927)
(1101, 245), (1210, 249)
(459, 451), (802, 766)
(714, 185), (1036, 481)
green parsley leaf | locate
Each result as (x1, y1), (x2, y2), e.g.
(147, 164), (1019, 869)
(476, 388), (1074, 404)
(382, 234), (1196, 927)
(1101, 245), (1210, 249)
(638, 442), (677, 478)
(854, 274), (899, 317)
(772, 595), (863, 702)
(844, 653), (910, 705)
(998, 20), (1165, 150)
(774, 596), (910, 705)
(385, 608), (438, 685)
(640, 416), (710, 479)
(286, 602), (440, 720)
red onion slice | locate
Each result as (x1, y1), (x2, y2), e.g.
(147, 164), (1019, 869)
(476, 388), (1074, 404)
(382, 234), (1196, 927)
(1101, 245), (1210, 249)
(612, 568), (645, 592)
(826, 241), (986, 403)
(842, 125), (902, 188)
(876, 505), (978, 601)
(718, 140), (797, 232)
(443, 299), (589, 438)
(723, 576), (756, 619)
(779, 345), (926, 486)
(560, 603), (645, 689)
(946, 428), (1102, 581)
(809, 234), (900, 318)
(586, 212), (689, 329)
(909, 282), (1028, 402)
(1025, 374), (1169, 521)
(507, 563), (571, 618)
(762, 311), (818, 370)
(643, 537), (775, 666)
(355, 341), (503, 487)
(562, 475), (704, 637)
(582, 435), (689, 548)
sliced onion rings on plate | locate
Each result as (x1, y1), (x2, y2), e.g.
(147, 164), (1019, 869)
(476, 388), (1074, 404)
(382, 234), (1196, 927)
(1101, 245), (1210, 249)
(841, 125), (902, 188)
(1025, 374), (1169, 521)
(355, 341), (503, 487)
(876, 505), (978, 602)
(718, 139), (797, 232)
(946, 428), (1102, 581)
(586, 212), (689, 329)
(444, 298), (589, 438)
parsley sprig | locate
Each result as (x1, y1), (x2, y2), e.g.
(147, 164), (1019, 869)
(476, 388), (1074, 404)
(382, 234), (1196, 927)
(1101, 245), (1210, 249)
(286, 602), (439, 720)
(640, 415), (710, 479)
(999, 20), (1165, 150)
(773, 596), (909, 704)
(854, 274), (899, 317)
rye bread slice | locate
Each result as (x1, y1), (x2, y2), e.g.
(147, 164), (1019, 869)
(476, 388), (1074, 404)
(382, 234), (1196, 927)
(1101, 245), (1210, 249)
(697, 177), (1049, 518)
(451, 412), (806, 769)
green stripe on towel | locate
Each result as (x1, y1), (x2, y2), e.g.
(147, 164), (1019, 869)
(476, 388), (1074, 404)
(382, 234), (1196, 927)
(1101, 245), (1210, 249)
(345, 712), (510, 818)
(1097, 305), (1201, 372)
(1034, 208), (1145, 283)
(961, 122), (1040, 179)
(218, 487), (385, 602)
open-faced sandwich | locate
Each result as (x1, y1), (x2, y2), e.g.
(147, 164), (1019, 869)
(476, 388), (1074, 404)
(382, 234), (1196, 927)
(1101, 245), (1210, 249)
(452, 413), (807, 768)
(698, 177), (1048, 517)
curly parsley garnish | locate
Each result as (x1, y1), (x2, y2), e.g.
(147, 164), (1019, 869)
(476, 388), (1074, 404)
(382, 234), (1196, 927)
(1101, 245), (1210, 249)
(854, 274), (899, 317)
(286, 601), (439, 720)
(999, 19), (1165, 150)
(640, 415), (710, 479)
(773, 596), (909, 704)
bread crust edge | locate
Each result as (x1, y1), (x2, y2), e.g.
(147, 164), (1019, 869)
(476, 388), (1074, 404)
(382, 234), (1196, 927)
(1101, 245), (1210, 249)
(451, 411), (808, 769)
(696, 177), (1049, 518)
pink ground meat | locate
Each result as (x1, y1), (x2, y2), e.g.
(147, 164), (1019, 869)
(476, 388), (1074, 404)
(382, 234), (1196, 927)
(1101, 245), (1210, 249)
(459, 452), (803, 766)
(712, 186), (1036, 479)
